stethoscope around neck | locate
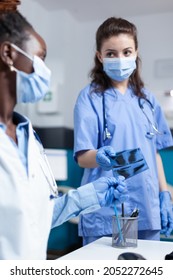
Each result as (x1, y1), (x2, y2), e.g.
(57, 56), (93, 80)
(138, 97), (162, 138)
(103, 93), (112, 141)
(103, 93), (162, 141)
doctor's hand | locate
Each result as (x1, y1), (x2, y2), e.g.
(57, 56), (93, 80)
(93, 176), (129, 207)
(96, 146), (115, 171)
(159, 191), (173, 237)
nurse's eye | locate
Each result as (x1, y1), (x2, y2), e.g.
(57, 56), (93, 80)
(123, 49), (132, 56)
(105, 51), (117, 58)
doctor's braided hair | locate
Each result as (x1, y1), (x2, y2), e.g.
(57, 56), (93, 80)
(0, 2), (33, 48)
(90, 17), (146, 98)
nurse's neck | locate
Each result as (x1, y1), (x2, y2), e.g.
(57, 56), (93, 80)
(112, 80), (128, 95)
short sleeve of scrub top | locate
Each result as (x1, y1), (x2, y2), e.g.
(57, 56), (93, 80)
(143, 89), (173, 150)
(74, 84), (103, 161)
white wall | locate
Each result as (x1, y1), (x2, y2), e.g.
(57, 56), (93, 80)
(18, 1), (173, 128)
(129, 13), (173, 127)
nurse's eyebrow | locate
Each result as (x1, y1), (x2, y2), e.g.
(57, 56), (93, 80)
(106, 48), (116, 51)
(123, 47), (133, 50)
(105, 48), (117, 52)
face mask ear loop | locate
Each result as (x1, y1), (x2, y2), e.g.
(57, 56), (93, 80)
(10, 43), (33, 61)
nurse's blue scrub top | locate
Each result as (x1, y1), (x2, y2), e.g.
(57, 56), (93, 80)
(74, 85), (173, 237)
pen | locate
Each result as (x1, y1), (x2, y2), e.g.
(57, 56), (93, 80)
(113, 204), (125, 245)
(122, 203), (125, 217)
(130, 208), (139, 217)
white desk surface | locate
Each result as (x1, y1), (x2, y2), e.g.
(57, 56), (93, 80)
(59, 237), (173, 260)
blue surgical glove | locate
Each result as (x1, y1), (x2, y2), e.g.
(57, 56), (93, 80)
(93, 176), (129, 207)
(96, 146), (115, 171)
(159, 191), (173, 237)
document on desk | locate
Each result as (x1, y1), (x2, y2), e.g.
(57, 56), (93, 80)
(45, 149), (67, 181)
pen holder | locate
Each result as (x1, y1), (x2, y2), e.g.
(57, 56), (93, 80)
(112, 216), (138, 248)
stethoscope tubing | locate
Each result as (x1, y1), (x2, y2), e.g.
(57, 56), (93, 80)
(103, 94), (162, 141)
(103, 93), (112, 141)
(33, 131), (58, 199)
(138, 97), (162, 135)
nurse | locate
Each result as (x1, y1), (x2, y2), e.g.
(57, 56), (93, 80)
(0, 5), (128, 259)
(74, 17), (173, 245)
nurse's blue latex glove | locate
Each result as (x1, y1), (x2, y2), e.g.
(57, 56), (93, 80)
(96, 146), (115, 171)
(93, 176), (129, 207)
(159, 191), (173, 237)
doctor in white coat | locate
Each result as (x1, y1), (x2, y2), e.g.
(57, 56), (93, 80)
(0, 5), (128, 259)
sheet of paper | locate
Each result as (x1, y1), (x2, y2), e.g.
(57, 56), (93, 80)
(45, 149), (67, 181)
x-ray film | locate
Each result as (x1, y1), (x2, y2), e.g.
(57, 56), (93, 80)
(111, 148), (148, 179)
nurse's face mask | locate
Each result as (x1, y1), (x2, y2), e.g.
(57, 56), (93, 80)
(10, 43), (51, 103)
(103, 56), (136, 82)
(110, 148), (148, 179)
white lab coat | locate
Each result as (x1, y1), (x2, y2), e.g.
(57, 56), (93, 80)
(0, 117), (100, 259)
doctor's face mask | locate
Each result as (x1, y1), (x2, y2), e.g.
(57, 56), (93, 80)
(10, 43), (51, 103)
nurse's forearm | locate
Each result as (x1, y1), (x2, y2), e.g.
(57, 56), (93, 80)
(77, 150), (98, 168)
(156, 153), (168, 192)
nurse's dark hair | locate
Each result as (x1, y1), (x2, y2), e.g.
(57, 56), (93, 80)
(0, 8), (33, 48)
(90, 17), (145, 98)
